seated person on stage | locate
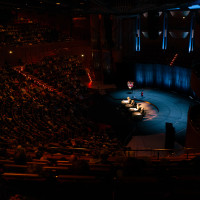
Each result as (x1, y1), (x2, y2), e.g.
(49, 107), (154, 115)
(130, 100), (134, 105)
(125, 99), (135, 108)
(141, 108), (145, 116)
(121, 96), (131, 104)
(130, 100), (137, 108)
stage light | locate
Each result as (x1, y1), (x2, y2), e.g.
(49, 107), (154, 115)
(168, 7), (180, 11)
(170, 11), (190, 17)
(169, 31), (189, 39)
(56, 2), (61, 5)
(142, 32), (149, 38)
(143, 12), (148, 18)
(9, 50), (13, 54)
(188, 4), (200, 9)
(135, 15), (140, 52)
(81, 54), (84, 57)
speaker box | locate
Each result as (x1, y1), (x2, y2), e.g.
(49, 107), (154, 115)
(165, 122), (175, 149)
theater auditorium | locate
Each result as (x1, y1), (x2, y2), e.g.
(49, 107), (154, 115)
(0, 0), (200, 199)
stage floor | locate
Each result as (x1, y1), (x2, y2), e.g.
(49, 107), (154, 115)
(107, 88), (196, 151)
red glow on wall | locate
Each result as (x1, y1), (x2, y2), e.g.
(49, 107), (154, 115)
(88, 82), (92, 88)
(88, 72), (92, 82)
(73, 17), (87, 21)
(87, 72), (92, 88)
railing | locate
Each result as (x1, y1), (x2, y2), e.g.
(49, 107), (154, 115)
(123, 147), (200, 160)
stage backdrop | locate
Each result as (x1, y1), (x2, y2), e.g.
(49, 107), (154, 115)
(134, 63), (191, 93)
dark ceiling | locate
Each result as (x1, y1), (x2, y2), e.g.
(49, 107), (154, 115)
(0, 0), (196, 15)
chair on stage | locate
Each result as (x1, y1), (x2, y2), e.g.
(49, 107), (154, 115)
(121, 97), (131, 104)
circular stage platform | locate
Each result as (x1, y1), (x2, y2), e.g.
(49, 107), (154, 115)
(106, 88), (196, 149)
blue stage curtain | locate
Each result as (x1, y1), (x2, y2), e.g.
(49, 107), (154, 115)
(155, 64), (163, 86)
(135, 63), (191, 92)
(173, 65), (191, 91)
(163, 65), (172, 88)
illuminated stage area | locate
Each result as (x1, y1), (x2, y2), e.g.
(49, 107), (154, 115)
(106, 88), (196, 149)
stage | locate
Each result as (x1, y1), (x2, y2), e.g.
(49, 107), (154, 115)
(105, 88), (196, 153)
